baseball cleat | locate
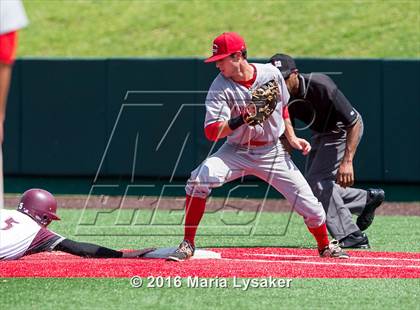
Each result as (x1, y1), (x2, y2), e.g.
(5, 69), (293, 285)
(357, 188), (385, 231)
(339, 232), (370, 249)
(319, 240), (350, 259)
(166, 240), (195, 262)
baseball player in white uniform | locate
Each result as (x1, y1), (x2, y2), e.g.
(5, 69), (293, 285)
(0, 189), (153, 260)
(167, 32), (348, 261)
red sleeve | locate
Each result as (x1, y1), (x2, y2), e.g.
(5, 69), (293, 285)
(0, 31), (18, 65)
(204, 121), (224, 142)
(282, 105), (290, 119)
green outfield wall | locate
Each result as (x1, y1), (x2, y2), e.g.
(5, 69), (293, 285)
(4, 58), (420, 183)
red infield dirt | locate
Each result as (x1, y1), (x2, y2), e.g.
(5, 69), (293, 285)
(1, 248), (419, 278)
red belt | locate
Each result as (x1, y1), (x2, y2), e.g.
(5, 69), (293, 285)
(242, 140), (273, 147)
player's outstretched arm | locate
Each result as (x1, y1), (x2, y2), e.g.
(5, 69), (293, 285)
(53, 239), (154, 258)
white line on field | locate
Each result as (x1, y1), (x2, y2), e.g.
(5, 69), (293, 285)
(246, 253), (420, 262)
(222, 258), (420, 269)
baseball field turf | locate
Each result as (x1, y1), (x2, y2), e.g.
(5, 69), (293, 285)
(2, 1), (418, 309)
(1, 208), (419, 309)
(2, 278), (419, 310)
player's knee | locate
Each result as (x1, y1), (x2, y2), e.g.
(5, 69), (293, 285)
(184, 165), (219, 198)
(185, 181), (211, 198)
(185, 160), (228, 197)
(185, 170), (212, 198)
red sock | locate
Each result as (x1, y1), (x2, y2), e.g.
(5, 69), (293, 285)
(184, 195), (206, 247)
(308, 223), (330, 250)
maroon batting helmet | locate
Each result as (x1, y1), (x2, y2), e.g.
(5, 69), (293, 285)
(17, 188), (60, 226)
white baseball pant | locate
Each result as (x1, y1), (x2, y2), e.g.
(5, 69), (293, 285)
(185, 141), (326, 228)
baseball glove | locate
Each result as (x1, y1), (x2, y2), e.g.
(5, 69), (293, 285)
(243, 80), (280, 126)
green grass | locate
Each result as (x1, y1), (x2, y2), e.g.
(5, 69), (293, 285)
(1, 209), (420, 309)
(19, 0), (420, 58)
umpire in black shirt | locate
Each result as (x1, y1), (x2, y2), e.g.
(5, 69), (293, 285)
(270, 54), (385, 249)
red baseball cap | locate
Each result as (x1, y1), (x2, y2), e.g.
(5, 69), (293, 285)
(204, 32), (246, 63)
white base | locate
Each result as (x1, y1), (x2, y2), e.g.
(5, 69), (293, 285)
(143, 247), (221, 259)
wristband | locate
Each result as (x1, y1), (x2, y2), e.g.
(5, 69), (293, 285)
(228, 115), (245, 130)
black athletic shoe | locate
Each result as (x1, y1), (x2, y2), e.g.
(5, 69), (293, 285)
(339, 232), (370, 249)
(357, 188), (385, 231)
(167, 240), (195, 262)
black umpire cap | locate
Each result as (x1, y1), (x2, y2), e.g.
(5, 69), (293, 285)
(269, 54), (297, 79)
